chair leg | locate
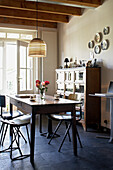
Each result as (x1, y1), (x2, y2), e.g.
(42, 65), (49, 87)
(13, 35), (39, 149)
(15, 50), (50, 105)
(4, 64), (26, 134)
(0, 123), (4, 145)
(48, 120), (62, 144)
(10, 127), (23, 160)
(0, 123), (4, 133)
(0, 123), (5, 145)
(76, 128), (82, 148)
(65, 122), (71, 142)
(0, 124), (30, 161)
(0, 128), (18, 154)
(16, 127), (27, 143)
(14, 128), (23, 156)
(1, 124), (8, 146)
(11, 127), (30, 161)
(58, 122), (72, 152)
(16, 128), (23, 156)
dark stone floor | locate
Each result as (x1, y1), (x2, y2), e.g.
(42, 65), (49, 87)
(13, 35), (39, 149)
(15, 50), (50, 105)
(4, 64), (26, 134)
(1, 115), (113, 170)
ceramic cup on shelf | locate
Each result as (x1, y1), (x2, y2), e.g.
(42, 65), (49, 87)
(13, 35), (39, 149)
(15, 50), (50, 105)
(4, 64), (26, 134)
(54, 94), (60, 100)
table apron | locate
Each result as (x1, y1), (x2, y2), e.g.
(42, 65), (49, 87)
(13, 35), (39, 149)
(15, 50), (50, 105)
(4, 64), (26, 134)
(10, 98), (75, 115)
(10, 98), (32, 113)
(33, 104), (75, 115)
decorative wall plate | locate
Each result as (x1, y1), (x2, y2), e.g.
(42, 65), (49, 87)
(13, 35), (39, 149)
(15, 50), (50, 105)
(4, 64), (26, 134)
(101, 39), (109, 50)
(94, 45), (101, 54)
(88, 40), (95, 48)
(94, 32), (103, 43)
(103, 27), (110, 35)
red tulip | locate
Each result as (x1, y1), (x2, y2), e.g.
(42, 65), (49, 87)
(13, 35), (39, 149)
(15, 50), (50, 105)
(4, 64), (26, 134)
(36, 80), (41, 84)
(45, 81), (50, 85)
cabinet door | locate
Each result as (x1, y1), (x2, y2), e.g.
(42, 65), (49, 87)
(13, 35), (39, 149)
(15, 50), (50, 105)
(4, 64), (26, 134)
(86, 67), (101, 125)
(56, 71), (65, 82)
(65, 71), (74, 82)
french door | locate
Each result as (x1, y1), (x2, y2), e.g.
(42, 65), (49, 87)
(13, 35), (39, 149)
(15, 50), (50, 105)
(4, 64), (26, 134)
(0, 40), (34, 95)
(17, 40), (34, 94)
(0, 42), (4, 94)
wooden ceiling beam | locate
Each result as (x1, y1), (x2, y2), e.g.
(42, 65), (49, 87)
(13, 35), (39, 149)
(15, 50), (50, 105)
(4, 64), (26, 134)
(0, 0), (81, 16)
(0, 7), (68, 23)
(0, 17), (57, 28)
(36, 2), (82, 16)
(43, 0), (102, 8)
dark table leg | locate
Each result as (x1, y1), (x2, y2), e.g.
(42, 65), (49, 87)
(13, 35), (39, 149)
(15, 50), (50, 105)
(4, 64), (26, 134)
(10, 103), (13, 138)
(40, 115), (53, 138)
(10, 103), (13, 117)
(30, 108), (35, 165)
(71, 104), (77, 156)
(46, 118), (52, 138)
(39, 115), (42, 133)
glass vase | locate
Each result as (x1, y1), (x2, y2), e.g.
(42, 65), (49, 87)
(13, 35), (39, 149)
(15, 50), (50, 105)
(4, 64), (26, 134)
(40, 90), (45, 100)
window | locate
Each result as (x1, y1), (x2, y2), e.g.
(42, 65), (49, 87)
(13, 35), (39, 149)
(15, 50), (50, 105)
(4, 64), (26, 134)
(21, 34), (33, 40)
(7, 33), (19, 39)
(0, 28), (36, 95)
(6, 42), (17, 94)
(17, 41), (34, 94)
(0, 32), (6, 38)
(0, 44), (3, 90)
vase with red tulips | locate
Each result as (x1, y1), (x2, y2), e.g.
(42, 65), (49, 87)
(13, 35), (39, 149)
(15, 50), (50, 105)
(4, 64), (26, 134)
(36, 80), (50, 100)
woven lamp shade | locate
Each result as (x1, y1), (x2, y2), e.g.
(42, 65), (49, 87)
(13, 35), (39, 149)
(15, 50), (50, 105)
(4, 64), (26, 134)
(28, 38), (46, 57)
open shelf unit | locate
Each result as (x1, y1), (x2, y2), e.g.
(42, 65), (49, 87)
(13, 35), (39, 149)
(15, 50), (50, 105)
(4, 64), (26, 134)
(55, 67), (101, 131)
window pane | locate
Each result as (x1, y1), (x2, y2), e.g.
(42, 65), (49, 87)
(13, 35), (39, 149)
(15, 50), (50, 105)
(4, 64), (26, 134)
(27, 69), (33, 90)
(0, 32), (6, 38)
(0, 69), (2, 90)
(6, 44), (17, 70)
(6, 43), (17, 94)
(27, 56), (33, 68)
(0, 46), (3, 68)
(21, 34), (33, 40)
(20, 46), (26, 68)
(20, 69), (26, 91)
(7, 33), (19, 39)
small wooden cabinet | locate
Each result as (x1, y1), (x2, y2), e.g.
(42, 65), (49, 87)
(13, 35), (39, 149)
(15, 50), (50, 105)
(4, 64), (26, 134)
(55, 67), (101, 131)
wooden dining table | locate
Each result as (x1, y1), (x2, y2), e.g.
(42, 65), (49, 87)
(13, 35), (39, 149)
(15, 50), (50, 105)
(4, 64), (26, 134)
(8, 94), (81, 165)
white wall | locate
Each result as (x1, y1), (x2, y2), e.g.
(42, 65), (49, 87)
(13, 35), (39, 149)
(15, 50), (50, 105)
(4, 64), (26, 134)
(42, 30), (57, 95)
(58, 0), (113, 128)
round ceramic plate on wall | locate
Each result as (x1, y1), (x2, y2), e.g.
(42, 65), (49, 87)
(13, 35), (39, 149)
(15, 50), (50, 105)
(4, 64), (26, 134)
(103, 27), (110, 35)
(88, 40), (95, 48)
(94, 45), (101, 54)
(101, 39), (109, 50)
(94, 32), (103, 43)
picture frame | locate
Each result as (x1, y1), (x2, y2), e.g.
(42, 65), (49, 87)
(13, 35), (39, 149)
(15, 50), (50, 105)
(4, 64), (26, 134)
(101, 39), (109, 50)
(88, 40), (95, 48)
(103, 26), (110, 35)
(94, 32), (103, 43)
(94, 45), (101, 54)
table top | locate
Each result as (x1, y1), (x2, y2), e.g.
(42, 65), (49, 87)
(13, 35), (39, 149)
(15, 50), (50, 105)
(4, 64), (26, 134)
(8, 94), (82, 106)
(89, 93), (113, 98)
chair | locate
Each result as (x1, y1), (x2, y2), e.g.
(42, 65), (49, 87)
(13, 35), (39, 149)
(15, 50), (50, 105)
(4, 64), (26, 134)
(0, 114), (31, 161)
(48, 94), (83, 152)
(0, 95), (24, 146)
(0, 95), (31, 160)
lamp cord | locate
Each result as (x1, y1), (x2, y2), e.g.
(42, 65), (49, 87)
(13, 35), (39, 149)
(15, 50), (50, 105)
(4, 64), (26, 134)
(36, 0), (38, 38)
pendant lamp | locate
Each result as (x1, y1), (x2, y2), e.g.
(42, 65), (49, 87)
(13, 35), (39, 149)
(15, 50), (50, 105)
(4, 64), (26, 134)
(28, 0), (46, 57)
